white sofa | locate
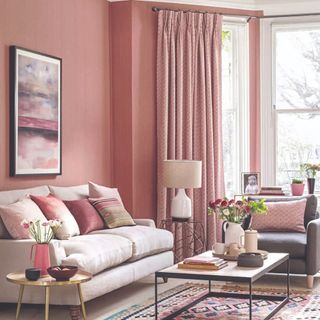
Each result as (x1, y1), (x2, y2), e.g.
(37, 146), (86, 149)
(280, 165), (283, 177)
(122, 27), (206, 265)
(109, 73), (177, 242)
(0, 185), (174, 306)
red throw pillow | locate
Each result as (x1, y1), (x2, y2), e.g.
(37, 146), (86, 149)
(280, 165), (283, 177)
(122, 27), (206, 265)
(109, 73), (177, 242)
(64, 199), (104, 235)
(251, 199), (307, 233)
(30, 194), (80, 239)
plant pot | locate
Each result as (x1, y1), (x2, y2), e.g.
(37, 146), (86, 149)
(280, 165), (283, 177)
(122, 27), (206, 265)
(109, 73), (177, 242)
(291, 183), (305, 196)
(307, 178), (316, 194)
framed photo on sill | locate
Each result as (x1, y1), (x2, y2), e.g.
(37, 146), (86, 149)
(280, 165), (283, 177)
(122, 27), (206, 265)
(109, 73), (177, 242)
(9, 46), (62, 176)
(241, 172), (261, 195)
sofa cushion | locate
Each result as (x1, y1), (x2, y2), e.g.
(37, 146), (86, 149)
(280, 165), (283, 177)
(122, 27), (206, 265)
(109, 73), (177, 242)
(0, 186), (50, 239)
(91, 225), (174, 261)
(249, 195), (318, 228)
(31, 194), (80, 240)
(64, 199), (104, 235)
(88, 181), (123, 206)
(0, 197), (48, 239)
(258, 232), (306, 258)
(251, 199), (307, 233)
(49, 184), (89, 201)
(89, 198), (135, 229)
(61, 234), (133, 275)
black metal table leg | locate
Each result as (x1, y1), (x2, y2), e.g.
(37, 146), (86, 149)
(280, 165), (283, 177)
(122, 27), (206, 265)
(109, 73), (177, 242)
(249, 281), (252, 320)
(209, 280), (211, 293)
(155, 274), (158, 320)
(287, 259), (290, 299)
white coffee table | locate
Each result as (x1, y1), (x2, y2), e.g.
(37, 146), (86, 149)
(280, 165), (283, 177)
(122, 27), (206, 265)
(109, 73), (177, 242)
(155, 251), (289, 320)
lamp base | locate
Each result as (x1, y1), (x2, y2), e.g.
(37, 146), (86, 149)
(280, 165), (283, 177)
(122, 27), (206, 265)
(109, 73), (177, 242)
(171, 189), (192, 220)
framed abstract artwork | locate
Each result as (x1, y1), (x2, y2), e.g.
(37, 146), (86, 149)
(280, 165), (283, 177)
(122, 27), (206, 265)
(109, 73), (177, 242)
(9, 46), (62, 176)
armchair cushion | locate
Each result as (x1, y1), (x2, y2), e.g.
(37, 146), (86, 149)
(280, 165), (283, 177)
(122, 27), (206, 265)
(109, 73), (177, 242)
(258, 232), (306, 258)
(251, 199), (306, 233)
(249, 195), (318, 227)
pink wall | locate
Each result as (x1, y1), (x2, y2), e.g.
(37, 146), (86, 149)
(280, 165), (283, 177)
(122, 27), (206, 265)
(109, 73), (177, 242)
(111, 1), (262, 220)
(110, 1), (134, 211)
(0, 0), (112, 190)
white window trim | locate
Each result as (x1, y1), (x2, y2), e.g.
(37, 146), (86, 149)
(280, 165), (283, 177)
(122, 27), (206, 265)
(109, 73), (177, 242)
(223, 19), (250, 194)
(260, 17), (320, 187)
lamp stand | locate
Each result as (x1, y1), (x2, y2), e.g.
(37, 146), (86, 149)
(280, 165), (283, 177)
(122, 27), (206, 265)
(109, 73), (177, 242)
(171, 188), (192, 220)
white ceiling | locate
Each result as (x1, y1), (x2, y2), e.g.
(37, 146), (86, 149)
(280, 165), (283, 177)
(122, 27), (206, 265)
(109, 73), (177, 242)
(108, 0), (320, 14)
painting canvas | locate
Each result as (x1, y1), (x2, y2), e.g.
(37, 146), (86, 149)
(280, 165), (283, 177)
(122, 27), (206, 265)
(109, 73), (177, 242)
(10, 46), (61, 176)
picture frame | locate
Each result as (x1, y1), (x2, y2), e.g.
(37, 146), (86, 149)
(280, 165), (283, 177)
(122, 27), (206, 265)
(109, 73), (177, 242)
(9, 46), (62, 176)
(241, 172), (261, 195)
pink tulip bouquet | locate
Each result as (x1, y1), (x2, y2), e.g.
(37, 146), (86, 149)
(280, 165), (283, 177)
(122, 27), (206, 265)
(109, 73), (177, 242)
(21, 219), (62, 244)
(208, 198), (267, 224)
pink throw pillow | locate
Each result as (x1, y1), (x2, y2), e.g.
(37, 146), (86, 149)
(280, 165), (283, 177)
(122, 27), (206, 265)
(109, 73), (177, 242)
(64, 199), (104, 235)
(251, 199), (307, 233)
(0, 197), (47, 239)
(31, 194), (80, 239)
(88, 181), (124, 206)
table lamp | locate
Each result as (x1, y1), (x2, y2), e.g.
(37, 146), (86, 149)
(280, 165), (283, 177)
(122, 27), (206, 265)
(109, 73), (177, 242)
(163, 160), (202, 220)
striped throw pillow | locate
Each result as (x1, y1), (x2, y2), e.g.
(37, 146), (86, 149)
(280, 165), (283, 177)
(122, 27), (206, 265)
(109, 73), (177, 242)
(89, 198), (135, 229)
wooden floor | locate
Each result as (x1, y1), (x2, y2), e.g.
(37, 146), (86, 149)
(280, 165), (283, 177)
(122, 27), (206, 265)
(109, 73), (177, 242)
(0, 273), (318, 320)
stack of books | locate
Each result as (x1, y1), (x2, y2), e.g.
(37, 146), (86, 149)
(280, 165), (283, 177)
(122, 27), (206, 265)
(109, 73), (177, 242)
(259, 186), (285, 196)
(178, 255), (228, 271)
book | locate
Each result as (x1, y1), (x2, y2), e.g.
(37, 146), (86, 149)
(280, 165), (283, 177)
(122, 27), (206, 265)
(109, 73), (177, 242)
(260, 186), (283, 190)
(258, 191), (285, 195)
(183, 256), (224, 265)
(178, 262), (228, 271)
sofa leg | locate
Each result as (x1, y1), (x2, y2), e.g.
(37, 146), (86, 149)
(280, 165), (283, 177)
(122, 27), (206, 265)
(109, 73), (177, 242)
(69, 305), (81, 320)
(307, 275), (314, 289)
(162, 277), (168, 283)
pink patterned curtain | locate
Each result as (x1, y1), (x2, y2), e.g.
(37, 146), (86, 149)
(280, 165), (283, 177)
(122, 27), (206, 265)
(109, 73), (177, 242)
(156, 10), (225, 256)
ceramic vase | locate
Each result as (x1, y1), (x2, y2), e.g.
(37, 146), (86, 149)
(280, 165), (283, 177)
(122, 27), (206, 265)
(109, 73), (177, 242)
(31, 243), (50, 276)
(291, 183), (305, 196)
(223, 222), (245, 246)
(244, 229), (258, 252)
(307, 178), (315, 194)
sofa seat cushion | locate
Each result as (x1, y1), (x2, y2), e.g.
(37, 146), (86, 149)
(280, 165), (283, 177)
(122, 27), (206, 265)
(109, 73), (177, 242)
(258, 232), (306, 258)
(91, 226), (173, 261)
(61, 234), (132, 275)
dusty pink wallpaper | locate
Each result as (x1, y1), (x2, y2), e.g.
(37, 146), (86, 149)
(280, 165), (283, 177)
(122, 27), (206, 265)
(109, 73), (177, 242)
(0, 0), (112, 189)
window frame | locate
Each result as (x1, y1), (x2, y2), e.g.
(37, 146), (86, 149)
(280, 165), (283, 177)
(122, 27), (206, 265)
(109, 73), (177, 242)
(222, 18), (250, 196)
(261, 18), (320, 187)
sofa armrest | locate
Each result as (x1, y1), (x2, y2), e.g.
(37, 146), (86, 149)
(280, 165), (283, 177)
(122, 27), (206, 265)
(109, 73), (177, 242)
(0, 239), (66, 273)
(306, 218), (320, 275)
(133, 219), (156, 228)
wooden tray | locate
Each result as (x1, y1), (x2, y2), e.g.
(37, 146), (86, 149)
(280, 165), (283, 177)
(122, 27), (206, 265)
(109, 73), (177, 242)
(212, 250), (269, 261)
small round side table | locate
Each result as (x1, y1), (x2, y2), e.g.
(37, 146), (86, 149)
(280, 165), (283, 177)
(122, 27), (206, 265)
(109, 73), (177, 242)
(6, 270), (92, 320)
(159, 218), (205, 262)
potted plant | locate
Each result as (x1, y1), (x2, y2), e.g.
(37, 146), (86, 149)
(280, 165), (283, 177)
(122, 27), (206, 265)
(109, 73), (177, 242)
(300, 163), (320, 194)
(208, 198), (267, 246)
(291, 178), (305, 196)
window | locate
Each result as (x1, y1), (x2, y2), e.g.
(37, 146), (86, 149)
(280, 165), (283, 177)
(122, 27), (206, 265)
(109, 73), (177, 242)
(263, 23), (320, 191)
(222, 21), (249, 197)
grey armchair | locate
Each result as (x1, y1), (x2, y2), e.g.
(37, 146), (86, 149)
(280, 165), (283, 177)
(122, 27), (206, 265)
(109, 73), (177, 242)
(249, 195), (320, 288)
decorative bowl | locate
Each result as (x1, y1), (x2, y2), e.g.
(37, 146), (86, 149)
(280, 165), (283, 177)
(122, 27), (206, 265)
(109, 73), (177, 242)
(47, 265), (78, 281)
(25, 268), (41, 281)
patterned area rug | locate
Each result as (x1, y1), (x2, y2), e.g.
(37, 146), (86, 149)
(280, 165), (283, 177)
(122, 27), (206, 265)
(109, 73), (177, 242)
(105, 283), (320, 320)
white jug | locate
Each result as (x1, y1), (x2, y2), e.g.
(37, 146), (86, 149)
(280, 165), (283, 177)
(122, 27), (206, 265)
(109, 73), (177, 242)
(223, 222), (245, 246)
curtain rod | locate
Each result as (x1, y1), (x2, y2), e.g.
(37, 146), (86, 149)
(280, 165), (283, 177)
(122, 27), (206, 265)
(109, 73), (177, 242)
(152, 7), (320, 22)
